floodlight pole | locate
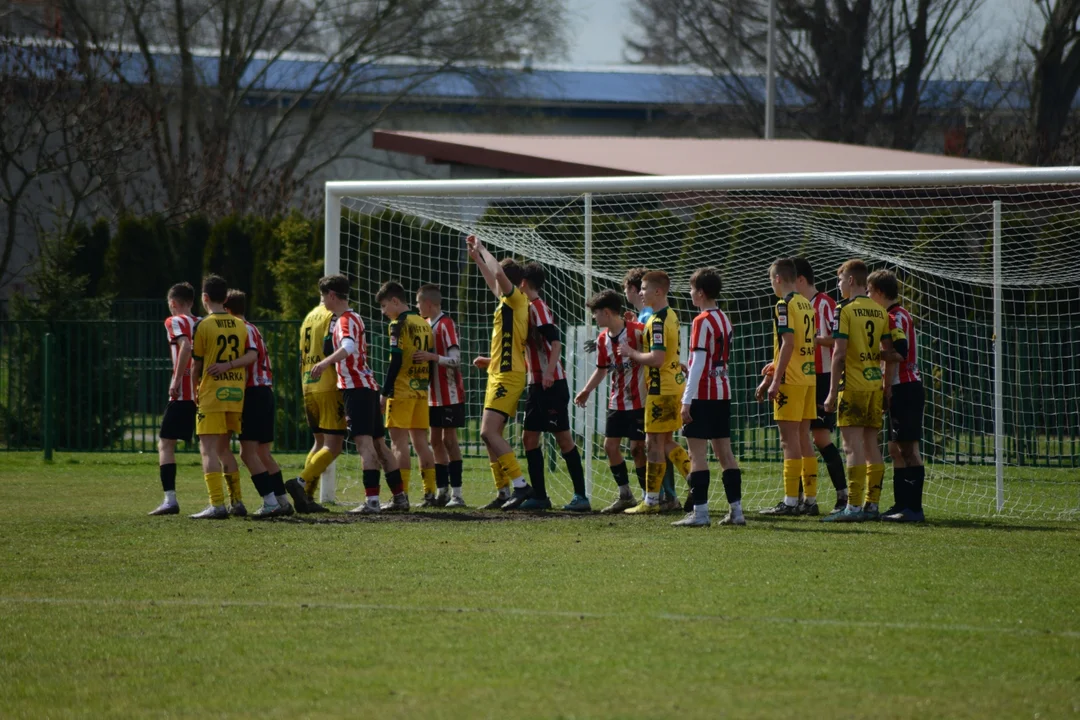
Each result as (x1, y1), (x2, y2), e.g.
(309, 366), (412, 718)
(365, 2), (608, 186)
(765, 0), (777, 140)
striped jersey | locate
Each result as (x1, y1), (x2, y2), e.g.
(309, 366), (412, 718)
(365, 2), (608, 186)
(526, 297), (567, 385)
(243, 320), (273, 388)
(429, 313), (465, 407)
(164, 313), (198, 401)
(886, 303), (922, 385)
(686, 308), (733, 401)
(811, 291), (837, 375)
(331, 310), (378, 391)
(595, 322), (646, 411)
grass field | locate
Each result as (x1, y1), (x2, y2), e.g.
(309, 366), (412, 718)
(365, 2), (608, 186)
(2, 452), (1079, 719)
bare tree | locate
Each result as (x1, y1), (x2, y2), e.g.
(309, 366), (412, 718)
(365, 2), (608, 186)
(1026, 0), (1080, 164)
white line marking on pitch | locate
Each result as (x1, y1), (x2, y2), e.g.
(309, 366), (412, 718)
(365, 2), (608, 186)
(2, 596), (1076, 639)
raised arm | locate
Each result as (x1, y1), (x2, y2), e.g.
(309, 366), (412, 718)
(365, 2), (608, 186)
(467, 235), (513, 298)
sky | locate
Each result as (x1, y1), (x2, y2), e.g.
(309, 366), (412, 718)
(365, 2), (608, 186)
(565, 0), (1027, 68)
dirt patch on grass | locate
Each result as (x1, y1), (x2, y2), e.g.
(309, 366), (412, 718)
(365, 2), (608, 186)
(279, 509), (599, 524)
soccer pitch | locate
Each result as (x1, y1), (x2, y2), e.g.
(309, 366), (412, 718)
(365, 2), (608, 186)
(2, 453), (1078, 718)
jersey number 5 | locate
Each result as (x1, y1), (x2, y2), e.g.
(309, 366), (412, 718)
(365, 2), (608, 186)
(303, 327), (312, 354)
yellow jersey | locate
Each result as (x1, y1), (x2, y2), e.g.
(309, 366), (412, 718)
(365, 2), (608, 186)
(644, 306), (684, 396)
(773, 291), (816, 386)
(192, 312), (250, 414)
(300, 304), (337, 395)
(489, 287), (529, 375)
(388, 311), (434, 399)
(834, 295), (889, 392)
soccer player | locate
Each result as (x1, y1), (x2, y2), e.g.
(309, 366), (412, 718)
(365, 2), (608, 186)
(619, 270), (692, 514)
(415, 284), (467, 508)
(376, 281), (439, 508)
(466, 235), (531, 510)
(676, 267), (744, 527)
(793, 257), (848, 513)
(295, 296), (344, 513)
(303, 275), (404, 514)
(574, 289), (647, 513)
(519, 262), (590, 512)
(757, 258), (818, 516)
(868, 270), (926, 523)
(622, 267), (679, 509)
(207, 290), (292, 519)
(149, 282), (198, 516)
(822, 259), (891, 523)
(189, 274), (254, 520)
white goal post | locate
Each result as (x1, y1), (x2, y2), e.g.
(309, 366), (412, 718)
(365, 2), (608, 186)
(322, 167), (1080, 520)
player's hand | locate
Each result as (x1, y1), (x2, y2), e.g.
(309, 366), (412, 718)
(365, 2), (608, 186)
(680, 363), (688, 376)
(882, 384), (893, 412)
(767, 378), (782, 402)
(755, 378), (769, 402)
(467, 234), (484, 253)
(760, 362), (775, 376)
(413, 351), (438, 362)
(574, 389), (590, 408)
(542, 369), (555, 389)
(473, 356), (490, 370)
(824, 393), (837, 414)
(380, 395), (387, 413)
(618, 336), (631, 352)
(168, 379), (181, 400)
(310, 360), (327, 380)
(681, 404), (693, 424)
(582, 338), (597, 353)
(623, 310), (636, 324)
(207, 361), (230, 377)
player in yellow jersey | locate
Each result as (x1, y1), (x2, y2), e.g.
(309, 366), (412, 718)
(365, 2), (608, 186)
(619, 270), (692, 513)
(297, 300), (342, 511)
(466, 235), (531, 510)
(757, 258), (819, 516)
(189, 274), (255, 519)
(376, 281), (439, 507)
(822, 259), (892, 523)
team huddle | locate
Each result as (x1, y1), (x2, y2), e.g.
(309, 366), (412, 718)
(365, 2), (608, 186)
(149, 236), (927, 526)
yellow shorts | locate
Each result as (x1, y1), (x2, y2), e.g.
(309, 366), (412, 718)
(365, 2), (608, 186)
(644, 394), (681, 434)
(196, 411), (241, 436)
(837, 389), (884, 429)
(484, 372), (526, 418)
(304, 390), (346, 435)
(773, 384), (816, 423)
(385, 396), (429, 430)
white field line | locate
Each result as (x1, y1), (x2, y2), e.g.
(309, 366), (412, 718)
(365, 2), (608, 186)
(2, 596), (1077, 639)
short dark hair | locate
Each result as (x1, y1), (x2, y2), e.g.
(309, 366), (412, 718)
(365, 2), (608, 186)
(689, 267), (722, 300)
(641, 270), (670, 293)
(521, 262), (546, 292)
(793, 257), (814, 285)
(223, 289), (247, 316)
(867, 269), (899, 300)
(375, 281), (407, 304)
(318, 274), (350, 299)
(168, 282), (195, 305)
(417, 284), (442, 304)
(586, 289), (623, 314)
(623, 267), (648, 291)
(838, 259), (869, 286)
(769, 258), (797, 284)
(500, 258), (524, 287)
(202, 274), (227, 304)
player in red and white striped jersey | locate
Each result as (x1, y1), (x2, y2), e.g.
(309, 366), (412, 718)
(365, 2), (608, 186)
(150, 282), (199, 516)
(575, 290), (647, 512)
(519, 262), (589, 510)
(415, 284), (467, 507)
(869, 270), (926, 522)
(793, 257), (848, 513)
(676, 268), (743, 527)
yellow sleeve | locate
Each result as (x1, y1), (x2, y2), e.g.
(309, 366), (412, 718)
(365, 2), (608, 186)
(665, 315), (679, 355)
(835, 304), (850, 340)
(775, 299), (793, 334)
(192, 322), (206, 361)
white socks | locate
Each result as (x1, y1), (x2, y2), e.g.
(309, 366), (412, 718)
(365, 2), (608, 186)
(164, 491), (177, 504)
(644, 492), (659, 505)
(511, 476), (527, 489)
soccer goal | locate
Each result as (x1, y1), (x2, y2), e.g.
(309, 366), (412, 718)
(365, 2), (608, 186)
(322, 167), (1080, 520)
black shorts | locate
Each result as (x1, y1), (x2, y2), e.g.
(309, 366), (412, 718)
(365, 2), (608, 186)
(605, 408), (645, 441)
(682, 399), (731, 440)
(430, 403), (466, 429)
(888, 382), (924, 443)
(811, 373), (836, 430)
(523, 379), (572, 433)
(343, 387), (385, 439)
(160, 400), (196, 441)
(240, 386), (275, 444)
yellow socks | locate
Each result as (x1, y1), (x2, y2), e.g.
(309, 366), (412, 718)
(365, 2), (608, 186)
(782, 459), (801, 499)
(399, 469), (412, 496)
(490, 461), (508, 491)
(866, 463), (885, 504)
(224, 472), (242, 504)
(498, 452), (524, 485)
(300, 447), (335, 497)
(847, 464), (867, 507)
(422, 467), (436, 495)
(801, 456), (818, 500)
(203, 472), (226, 506)
(668, 446), (691, 479)
(645, 462), (665, 496)
(306, 447), (317, 468)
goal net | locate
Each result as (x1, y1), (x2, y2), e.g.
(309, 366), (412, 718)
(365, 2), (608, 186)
(323, 169), (1080, 520)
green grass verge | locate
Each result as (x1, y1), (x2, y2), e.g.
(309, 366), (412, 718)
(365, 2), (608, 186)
(1, 453), (1078, 719)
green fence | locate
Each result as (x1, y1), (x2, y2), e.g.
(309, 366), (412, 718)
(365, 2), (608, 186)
(1, 318), (1077, 466)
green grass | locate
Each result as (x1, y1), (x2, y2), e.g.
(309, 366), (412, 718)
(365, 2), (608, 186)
(1, 453), (1079, 719)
